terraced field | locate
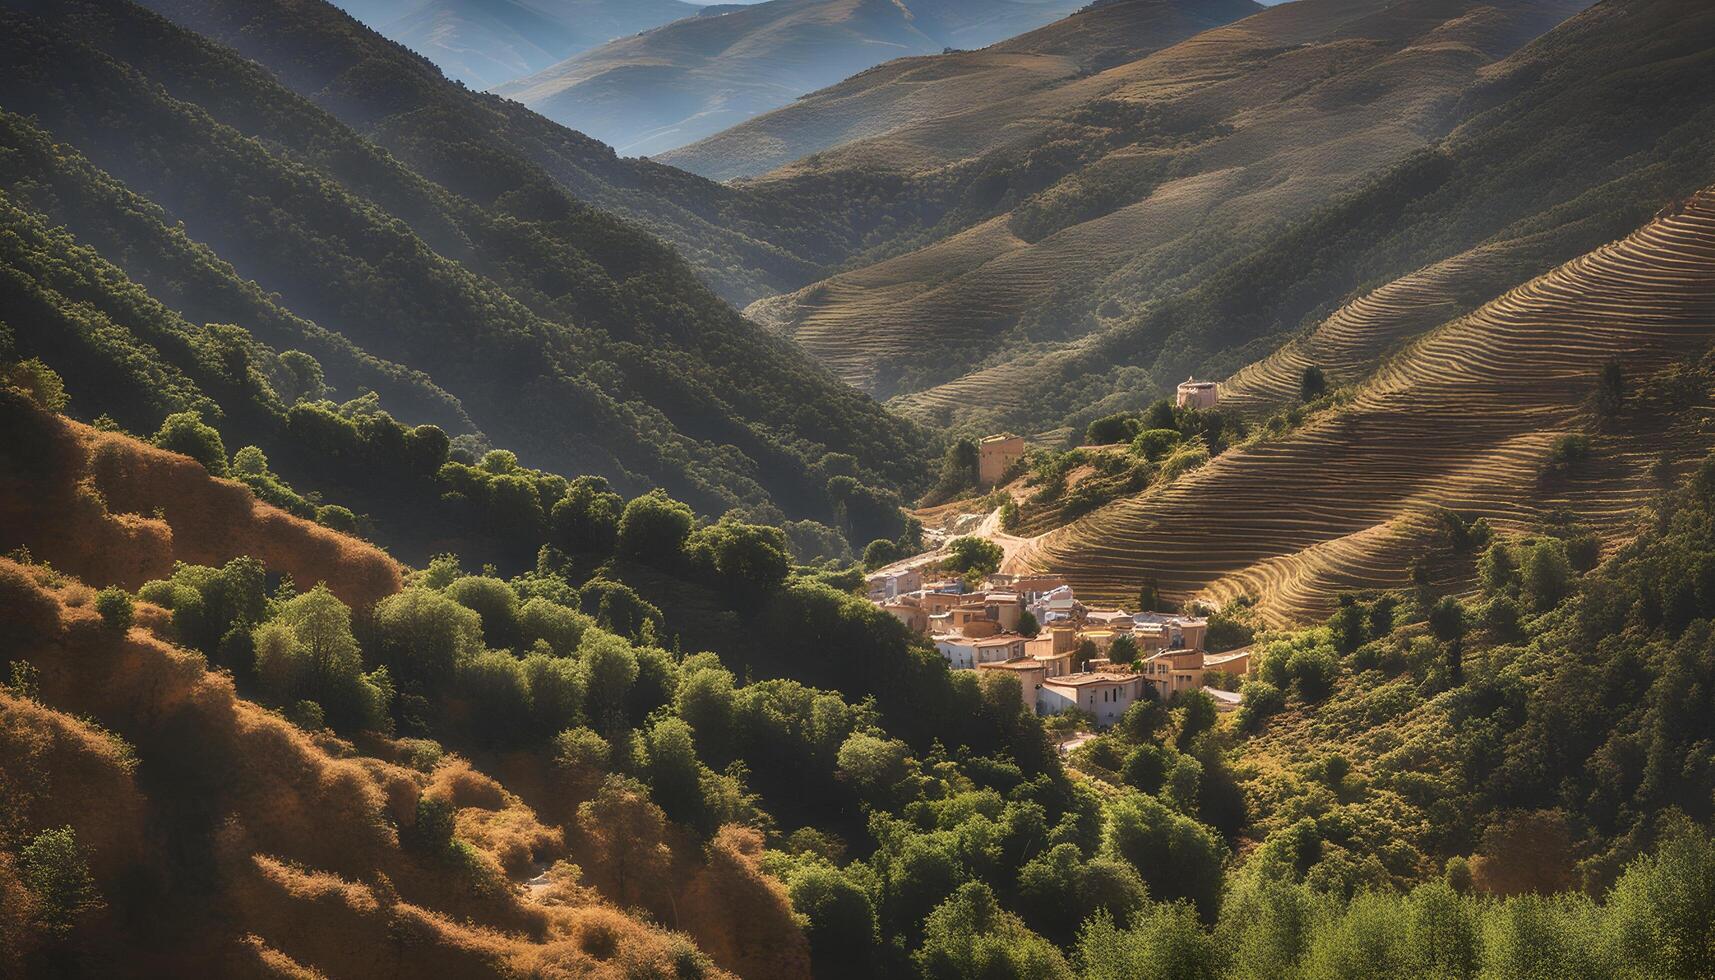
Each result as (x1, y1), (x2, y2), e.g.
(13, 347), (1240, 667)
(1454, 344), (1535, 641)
(1025, 189), (1715, 625)
(745, 0), (1591, 409)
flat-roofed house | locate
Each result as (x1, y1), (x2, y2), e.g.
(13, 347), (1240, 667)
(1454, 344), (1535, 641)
(867, 567), (922, 601)
(1203, 648), (1252, 676)
(1133, 612), (1208, 652)
(1040, 671), (1150, 726)
(1176, 377), (1219, 410)
(935, 632), (1026, 670)
(881, 595), (926, 632)
(1141, 649), (1207, 697)
(979, 434), (1026, 486)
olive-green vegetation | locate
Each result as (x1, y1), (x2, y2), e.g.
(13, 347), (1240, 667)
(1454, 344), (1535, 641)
(0, 0), (929, 549)
(1010, 399), (1250, 533)
(1231, 451), (1715, 906)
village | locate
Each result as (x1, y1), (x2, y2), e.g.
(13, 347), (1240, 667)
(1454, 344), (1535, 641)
(867, 378), (1250, 727)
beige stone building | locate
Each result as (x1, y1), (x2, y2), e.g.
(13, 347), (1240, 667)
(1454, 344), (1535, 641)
(978, 434), (1026, 486)
(1176, 377), (1220, 410)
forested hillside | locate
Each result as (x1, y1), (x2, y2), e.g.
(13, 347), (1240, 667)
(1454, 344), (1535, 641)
(0, 0), (930, 554)
(134, 0), (884, 308)
(6, 361), (1715, 978)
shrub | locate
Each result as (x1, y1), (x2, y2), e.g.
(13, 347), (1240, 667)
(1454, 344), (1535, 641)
(1541, 434), (1591, 477)
(152, 410), (228, 476)
(94, 586), (133, 632)
(1131, 428), (1183, 461)
(1301, 365), (1328, 402)
(1237, 680), (1285, 731)
(1086, 413), (1140, 445)
(5, 357), (68, 410)
(315, 504), (358, 533)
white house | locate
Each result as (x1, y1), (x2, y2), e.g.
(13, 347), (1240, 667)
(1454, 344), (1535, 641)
(1040, 671), (1150, 726)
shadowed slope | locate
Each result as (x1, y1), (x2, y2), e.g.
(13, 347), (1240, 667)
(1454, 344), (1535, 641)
(1028, 188), (1715, 625)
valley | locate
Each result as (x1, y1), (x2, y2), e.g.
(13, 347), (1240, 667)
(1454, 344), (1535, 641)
(5, 0), (1715, 976)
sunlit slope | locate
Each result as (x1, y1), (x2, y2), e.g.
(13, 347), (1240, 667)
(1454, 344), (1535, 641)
(1028, 189), (1715, 625)
(658, 0), (1261, 181)
(746, 0), (1590, 399)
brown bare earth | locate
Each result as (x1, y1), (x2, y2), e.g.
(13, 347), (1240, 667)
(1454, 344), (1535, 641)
(1023, 187), (1715, 625)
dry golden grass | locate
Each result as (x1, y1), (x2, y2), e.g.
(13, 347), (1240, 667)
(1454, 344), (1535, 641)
(0, 400), (401, 609)
(1026, 187), (1715, 624)
(0, 558), (741, 977)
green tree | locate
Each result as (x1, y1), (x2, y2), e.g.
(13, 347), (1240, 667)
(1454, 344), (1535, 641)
(152, 410), (228, 476)
(580, 631), (639, 737)
(253, 585), (387, 731)
(686, 519), (791, 605)
(1479, 541), (1520, 594)
(1086, 413), (1140, 445)
(373, 586), (483, 693)
(1522, 540), (1574, 612)
(1427, 596), (1467, 643)
(1018, 609), (1041, 638)
(1594, 359), (1625, 416)
(19, 826), (102, 939)
(446, 575), (520, 649)
(1108, 634), (1139, 665)
(862, 538), (902, 570)
(789, 865), (878, 979)
(837, 732), (914, 807)
(676, 665), (738, 764)
(617, 490), (695, 562)
(915, 881), (1073, 980)
(276, 350), (327, 404)
(1104, 793), (1226, 921)
(943, 536), (1003, 578)
(550, 477), (622, 555)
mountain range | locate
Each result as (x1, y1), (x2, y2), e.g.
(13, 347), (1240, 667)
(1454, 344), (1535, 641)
(493, 0), (1092, 156)
(331, 0), (701, 89)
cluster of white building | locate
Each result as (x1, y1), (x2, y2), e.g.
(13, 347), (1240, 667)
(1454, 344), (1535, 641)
(867, 568), (1249, 725)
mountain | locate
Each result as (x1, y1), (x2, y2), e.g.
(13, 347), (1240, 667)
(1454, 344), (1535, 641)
(330, 0), (699, 89)
(0, 0), (929, 546)
(660, 0), (1265, 181)
(1026, 185), (1715, 622)
(492, 0), (1090, 157)
(133, 0), (902, 310)
(737, 0), (1715, 442)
